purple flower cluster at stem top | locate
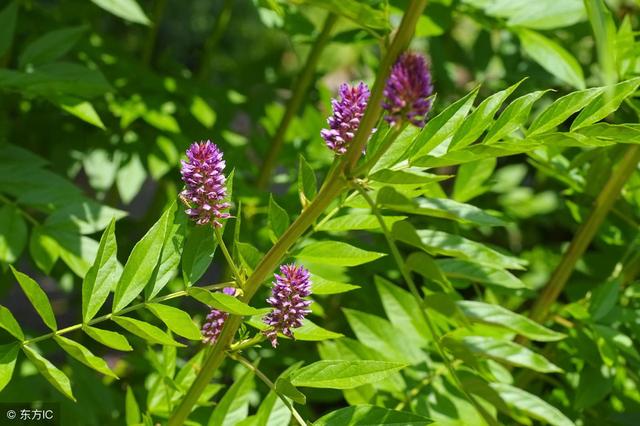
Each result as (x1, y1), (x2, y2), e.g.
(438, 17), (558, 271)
(321, 82), (371, 155)
(201, 287), (236, 345)
(263, 264), (312, 347)
(180, 141), (230, 227)
(383, 52), (434, 127)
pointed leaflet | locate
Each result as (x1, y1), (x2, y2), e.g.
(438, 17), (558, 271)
(298, 155), (317, 206)
(490, 382), (575, 426)
(113, 316), (185, 347)
(18, 25), (87, 68)
(457, 301), (565, 341)
(146, 303), (201, 340)
(188, 287), (265, 316)
(317, 214), (406, 232)
(452, 158), (496, 202)
(448, 80), (524, 150)
(437, 259), (527, 289)
(374, 276), (429, 342)
(289, 360), (407, 389)
(0, 343), (19, 392)
(268, 195), (290, 240)
(82, 325), (132, 351)
(0, 204), (27, 263)
(483, 90), (548, 144)
(208, 369), (255, 426)
(314, 406), (431, 425)
(54, 335), (118, 378)
(112, 205), (171, 312)
(11, 266), (57, 331)
(571, 77), (640, 130)
(22, 345), (75, 401)
(0, 305), (24, 340)
(83, 218), (118, 322)
(311, 275), (360, 295)
(125, 386), (142, 425)
(527, 87), (603, 135)
(296, 241), (385, 267)
(90, 0), (150, 25)
(408, 86), (479, 160)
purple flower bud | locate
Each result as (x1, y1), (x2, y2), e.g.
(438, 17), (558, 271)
(321, 82), (371, 155)
(201, 287), (236, 345)
(180, 141), (231, 227)
(262, 264), (312, 347)
(383, 52), (434, 127)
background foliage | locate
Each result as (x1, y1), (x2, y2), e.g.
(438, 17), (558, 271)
(1, 0), (640, 425)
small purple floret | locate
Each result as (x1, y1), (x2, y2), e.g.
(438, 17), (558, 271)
(201, 287), (236, 345)
(321, 82), (371, 155)
(263, 264), (312, 347)
(180, 141), (231, 227)
(382, 52), (434, 127)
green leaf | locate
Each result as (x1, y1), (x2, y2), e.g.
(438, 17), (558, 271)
(209, 369), (254, 426)
(146, 303), (202, 340)
(82, 218), (119, 322)
(405, 252), (452, 291)
(584, 0), (618, 87)
(112, 316), (186, 347)
(311, 275), (360, 295)
(452, 158), (496, 202)
(574, 364), (614, 410)
(443, 335), (562, 373)
(44, 200), (127, 235)
(0, 306), (23, 340)
(516, 28), (585, 89)
(571, 77), (640, 130)
(317, 214), (405, 232)
(55, 97), (106, 129)
(182, 223), (218, 286)
(378, 187), (506, 227)
(22, 345), (75, 401)
(18, 25), (86, 68)
(527, 87), (603, 135)
(408, 86), (479, 159)
(0, 343), (19, 392)
(275, 376), (306, 405)
(314, 405), (431, 425)
(374, 276), (429, 342)
(298, 155), (317, 205)
(82, 325), (132, 351)
(91, 0), (150, 25)
(369, 168), (450, 185)
(11, 266), (57, 331)
(0, 1), (18, 57)
(116, 153), (146, 204)
(589, 280), (620, 321)
(457, 301), (565, 341)
(294, 0), (389, 31)
(449, 80), (524, 150)
(190, 96), (217, 128)
(500, 0), (585, 30)
(188, 287), (264, 316)
(268, 195), (290, 240)
(0, 204), (27, 263)
(29, 226), (60, 274)
(484, 90), (548, 144)
(343, 308), (425, 364)
(236, 242), (263, 273)
(112, 207), (171, 312)
(296, 241), (385, 267)
(490, 382), (575, 426)
(125, 386), (142, 425)
(54, 335), (118, 378)
(437, 259), (527, 289)
(393, 222), (526, 270)
(290, 360), (407, 389)
(293, 320), (344, 341)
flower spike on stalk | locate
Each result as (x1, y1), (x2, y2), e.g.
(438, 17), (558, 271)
(321, 82), (371, 155)
(201, 287), (236, 345)
(382, 52), (434, 127)
(180, 140), (231, 227)
(263, 264), (313, 347)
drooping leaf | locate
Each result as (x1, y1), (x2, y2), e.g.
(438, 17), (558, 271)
(22, 345), (75, 401)
(11, 266), (57, 331)
(0, 306), (24, 340)
(146, 303), (202, 340)
(290, 360), (407, 389)
(296, 241), (385, 267)
(54, 335), (118, 378)
(91, 0), (150, 25)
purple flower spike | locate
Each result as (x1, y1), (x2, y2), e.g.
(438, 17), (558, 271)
(263, 264), (312, 347)
(321, 82), (371, 155)
(383, 52), (434, 127)
(201, 287), (236, 345)
(180, 140), (231, 227)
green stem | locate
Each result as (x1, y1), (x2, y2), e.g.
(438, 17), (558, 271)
(231, 354), (307, 426)
(197, 0), (234, 80)
(256, 13), (338, 189)
(168, 4), (428, 423)
(142, 0), (167, 65)
(21, 282), (234, 346)
(228, 333), (266, 353)
(356, 185), (499, 426)
(527, 145), (640, 324)
(215, 227), (245, 286)
(354, 123), (407, 176)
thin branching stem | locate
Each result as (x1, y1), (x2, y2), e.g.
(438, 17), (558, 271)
(215, 227), (245, 287)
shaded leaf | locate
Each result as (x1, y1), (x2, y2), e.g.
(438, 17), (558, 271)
(314, 405), (431, 425)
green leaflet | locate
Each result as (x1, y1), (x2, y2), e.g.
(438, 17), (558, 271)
(295, 241), (386, 267)
(146, 303), (202, 340)
(314, 406), (431, 425)
(22, 345), (75, 401)
(268, 195), (290, 240)
(208, 369), (255, 426)
(82, 325), (132, 351)
(11, 266), (57, 331)
(90, 0), (150, 25)
(0, 305), (24, 340)
(0, 343), (19, 392)
(54, 335), (118, 378)
(112, 316), (185, 347)
(490, 382), (575, 426)
(290, 360), (407, 389)
(188, 287), (266, 316)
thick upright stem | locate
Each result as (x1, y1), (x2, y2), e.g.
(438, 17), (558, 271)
(256, 13), (338, 189)
(528, 145), (640, 324)
(168, 4), (428, 423)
